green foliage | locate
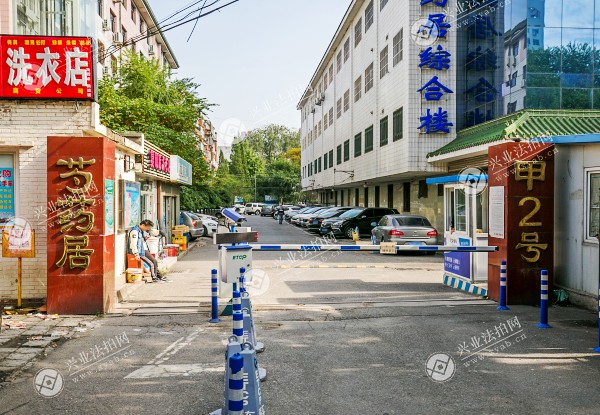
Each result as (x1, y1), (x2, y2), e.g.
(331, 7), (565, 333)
(243, 125), (300, 163)
(98, 52), (223, 210)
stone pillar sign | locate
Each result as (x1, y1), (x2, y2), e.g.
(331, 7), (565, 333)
(47, 136), (116, 314)
(487, 141), (555, 305)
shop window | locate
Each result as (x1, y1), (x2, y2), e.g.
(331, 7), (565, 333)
(587, 171), (600, 241)
(418, 180), (428, 198)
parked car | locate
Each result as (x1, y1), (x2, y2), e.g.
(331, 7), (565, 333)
(326, 207), (399, 238)
(261, 204), (277, 216)
(272, 204), (296, 219)
(195, 213), (219, 236)
(293, 207), (331, 226)
(287, 206), (313, 222)
(233, 203), (245, 214)
(245, 202), (263, 215)
(305, 207), (354, 232)
(180, 211), (205, 240)
(284, 206), (303, 222)
(371, 214), (438, 253)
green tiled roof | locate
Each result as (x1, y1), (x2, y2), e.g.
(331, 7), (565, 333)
(427, 109), (600, 158)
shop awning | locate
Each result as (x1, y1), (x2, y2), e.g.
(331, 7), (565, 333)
(426, 174), (488, 185)
(427, 109), (600, 159)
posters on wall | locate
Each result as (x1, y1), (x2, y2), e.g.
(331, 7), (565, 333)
(122, 181), (140, 230)
(0, 167), (14, 224)
(488, 186), (505, 239)
(104, 179), (115, 236)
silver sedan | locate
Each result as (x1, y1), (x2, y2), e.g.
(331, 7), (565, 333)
(371, 215), (438, 251)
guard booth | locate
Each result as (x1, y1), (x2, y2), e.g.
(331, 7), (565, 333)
(427, 174), (490, 283)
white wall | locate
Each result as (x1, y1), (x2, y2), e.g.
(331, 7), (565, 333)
(555, 144), (600, 299)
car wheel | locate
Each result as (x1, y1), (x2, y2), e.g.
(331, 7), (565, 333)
(344, 226), (354, 239)
(203, 225), (208, 236)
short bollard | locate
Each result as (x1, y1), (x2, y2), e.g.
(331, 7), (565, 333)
(497, 260), (509, 311)
(537, 269), (552, 329)
(210, 351), (244, 415)
(233, 310), (244, 343)
(210, 269), (221, 323)
(239, 267), (247, 293)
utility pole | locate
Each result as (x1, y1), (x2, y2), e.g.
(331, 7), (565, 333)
(254, 174), (257, 202)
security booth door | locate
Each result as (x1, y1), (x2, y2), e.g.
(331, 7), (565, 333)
(444, 185), (473, 281)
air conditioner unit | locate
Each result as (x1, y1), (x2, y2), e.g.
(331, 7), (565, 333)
(102, 19), (109, 31)
(521, 78), (526, 87)
(113, 0), (122, 3)
(102, 67), (110, 76)
(112, 32), (123, 45)
(315, 97), (322, 106)
(311, 106), (316, 114)
(320, 92), (325, 101)
(148, 45), (155, 55)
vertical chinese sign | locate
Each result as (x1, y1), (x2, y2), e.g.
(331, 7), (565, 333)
(417, 0), (454, 135)
(0, 35), (95, 100)
(0, 168), (15, 223)
(47, 136), (115, 314)
(488, 141), (555, 305)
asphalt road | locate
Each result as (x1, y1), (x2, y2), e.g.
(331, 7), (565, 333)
(1, 216), (600, 414)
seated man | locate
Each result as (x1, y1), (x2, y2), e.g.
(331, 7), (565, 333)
(128, 219), (165, 282)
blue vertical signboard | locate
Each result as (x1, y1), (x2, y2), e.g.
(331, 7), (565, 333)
(417, 1), (454, 134)
(444, 237), (472, 279)
(0, 168), (14, 223)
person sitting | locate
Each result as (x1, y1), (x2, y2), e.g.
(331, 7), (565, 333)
(128, 219), (165, 282)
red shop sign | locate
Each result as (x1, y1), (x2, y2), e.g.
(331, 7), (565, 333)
(148, 150), (170, 174)
(0, 35), (95, 100)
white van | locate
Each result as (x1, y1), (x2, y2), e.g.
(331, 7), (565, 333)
(244, 203), (263, 215)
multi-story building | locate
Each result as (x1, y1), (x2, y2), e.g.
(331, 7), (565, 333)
(299, 0), (600, 307)
(196, 118), (219, 171)
(0, 0), (179, 76)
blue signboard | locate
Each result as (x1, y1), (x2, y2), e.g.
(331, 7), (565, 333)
(0, 167), (15, 222)
(444, 237), (471, 280)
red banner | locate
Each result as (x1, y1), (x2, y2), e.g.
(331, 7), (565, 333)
(0, 35), (95, 100)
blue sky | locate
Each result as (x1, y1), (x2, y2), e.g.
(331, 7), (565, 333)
(148, 0), (350, 145)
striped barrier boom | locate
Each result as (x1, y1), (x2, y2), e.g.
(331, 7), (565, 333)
(224, 244), (499, 252)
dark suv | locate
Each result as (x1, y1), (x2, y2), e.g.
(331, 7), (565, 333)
(325, 207), (399, 238)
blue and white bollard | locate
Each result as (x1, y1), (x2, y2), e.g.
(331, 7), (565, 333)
(227, 353), (244, 415)
(497, 260), (509, 311)
(210, 269), (221, 323)
(239, 267), (247, 293)
(232, 290), (242, 314)
(595, 282), (600, 353)
(233, 310), (244, 342)
(537, 269), (552, 329)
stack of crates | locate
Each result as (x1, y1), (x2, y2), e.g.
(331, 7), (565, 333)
(172, 225), (189, 251)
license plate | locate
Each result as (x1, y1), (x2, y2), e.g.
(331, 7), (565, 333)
(312, 220), (318, 224)
(407, 241), (425, 246)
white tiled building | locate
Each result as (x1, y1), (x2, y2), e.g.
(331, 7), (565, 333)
(298, 0), (457, 230)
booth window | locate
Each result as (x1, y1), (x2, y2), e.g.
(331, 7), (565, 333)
(446, 188), (467, 233)
(588, 171), (600, 240)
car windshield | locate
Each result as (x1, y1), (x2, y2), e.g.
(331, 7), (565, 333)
(339, 208), (364, 219)
(318, 209), (342, 218)
(393, 217), (432, 227)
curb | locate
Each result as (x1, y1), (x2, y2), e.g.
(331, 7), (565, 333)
(443, 274), (488, 297)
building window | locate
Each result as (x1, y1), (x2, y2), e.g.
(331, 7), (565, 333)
(380, 46), (389, 78)
(354, 133), (362, 157)
(344, 38), (350, 62)
(337, 144), (342, 165)
(324, 114), (328, 130)
(393, 107), (403, 141)
(344, 140), (350, 161)
(344, 90), (350, 112)
(324, 73), (328, 90)
(324, 153), (328, 170)
(510, 71), (518, 87)
(131, 3), (137, 22)
(354, 18), (362, 47)
(329, 65), (334, 85)
(329, 108), (334, 126)
(354, 76), (362, 102)
(98, 42), (105, 65)
(337, 98), (342, 119)
(337, 51), (343, 72)
(98, 0), (103, 17)
(418, 180), (428, 198)
(110, 11), (117, 32)
(122, 26), (128, 42)
(328, 150), (334, 168)
(123, 0), (127, 9)
(393, 29), (403, 66)
(507, 101), (517, 114)
(365, 126), (374, 153)
(380, 0), (388, 10)
(380, 116), (388, 146)
(365, 0), (374, 32)
(512, 42), (519, 57)
(587, 171), (600, 241)
(365, 63), (374, 93)
(318, 121), (322, 136)
(111, 55), (118, 73)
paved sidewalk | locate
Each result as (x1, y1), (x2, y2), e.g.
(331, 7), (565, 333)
(0, 313), (99, 384)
